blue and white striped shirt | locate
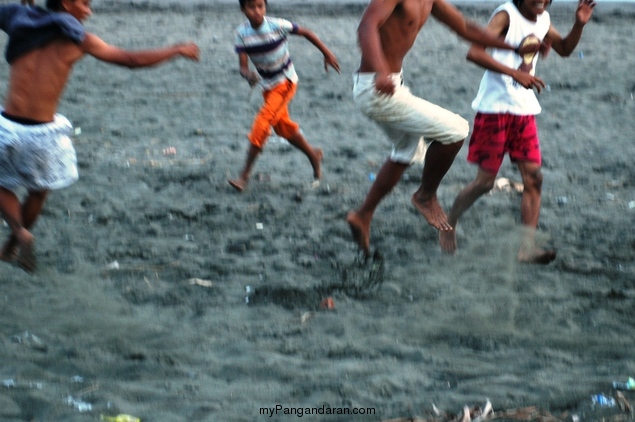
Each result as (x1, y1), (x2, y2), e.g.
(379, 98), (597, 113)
(235, 16), (299, 90)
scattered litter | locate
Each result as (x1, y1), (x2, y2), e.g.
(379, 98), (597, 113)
(70, 375), (84, 383)
(578, 51), (584, 58)
(556, 196), (568, 206)
(300, 311), (314, 324)
(592, 393), (616, 407)
(613, 377), (635, 390)
(383, 399), (588, 422)
(369, 172), (376, 182)
(184, 234), (194, 241)
(162, 146), (176, 156)
(605, 193), (615, 201)
(1, 379), (43, 389)
(105, 260), (120, 270)
(2, 379), (16, 388)
(319, 296), (335, 310)
(255, 222), (264, 230)
(100, 414), (141, 422)
(628, 201), (635, 210)
(473, 399), (493, 422)
(311, 180), (320, 189)
(491, 177), (523, 194)
(65, 395), (92, 412)
(188, 278), (213, 288)
(616, 391), (632, 413)
(11, 331), (47, 351)
(73, 127), (81, 135)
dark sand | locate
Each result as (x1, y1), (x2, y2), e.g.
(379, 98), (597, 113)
(1, 1), (634, 421)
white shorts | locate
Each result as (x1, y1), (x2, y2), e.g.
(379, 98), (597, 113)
(0, 112), (78, 192)
(353, 72), (468, 164)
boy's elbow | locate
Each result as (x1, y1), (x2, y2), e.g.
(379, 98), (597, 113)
(110, 52), (143, 69)
(125, 55), (147, 68)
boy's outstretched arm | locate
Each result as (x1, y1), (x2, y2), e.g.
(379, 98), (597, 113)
(81, 33), (200, 68)
(466, 11), (546, 92)
(294, 26), (340, 74)
(431, 0), (516, 52)
(547, 0), (596, 57)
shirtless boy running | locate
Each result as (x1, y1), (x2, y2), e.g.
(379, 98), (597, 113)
(347, 0), (531, 256)
(0, 0), (199, 272)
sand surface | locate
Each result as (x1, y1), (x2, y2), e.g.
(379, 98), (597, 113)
(1, 1), (635, 421)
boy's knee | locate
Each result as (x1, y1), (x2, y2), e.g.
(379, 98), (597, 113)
(474, 171), (497, 192)
(477, 178), (496, 193)
(450, 117), (470, 142)
(523, 168), (543, 190)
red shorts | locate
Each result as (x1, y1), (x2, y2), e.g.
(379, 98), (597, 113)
(467, 112), (540, 174)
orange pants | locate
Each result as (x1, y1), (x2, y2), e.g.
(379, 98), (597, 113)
(248, 79), (300, 149)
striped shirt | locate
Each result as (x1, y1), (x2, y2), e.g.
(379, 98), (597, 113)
(235, 16), (299, 90)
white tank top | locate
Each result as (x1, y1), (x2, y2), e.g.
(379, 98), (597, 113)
(471, 1), (550, 115)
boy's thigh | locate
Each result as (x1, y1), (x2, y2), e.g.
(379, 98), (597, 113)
(467, 113), (539, 173)
(381, 87), (468, 145)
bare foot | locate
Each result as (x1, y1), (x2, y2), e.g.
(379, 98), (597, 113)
(312, 147), (323, 180)
(0, 238), (19, 263)
(16, 231), (36, 273)
(518, 248), (557, 265)
(346, 211), (370, 257)
(439, 229), (457, 254)
(411, 195), (452, 231)
(228, 178), (246, 192)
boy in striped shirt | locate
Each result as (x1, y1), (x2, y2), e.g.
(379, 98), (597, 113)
(228, 0), (340, 192)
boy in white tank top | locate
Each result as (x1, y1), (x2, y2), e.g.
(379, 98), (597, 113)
(440, 0), (596, 264)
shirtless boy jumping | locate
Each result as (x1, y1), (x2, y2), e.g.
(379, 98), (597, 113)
(347, 0), (531, 256)
(0, 0), (199, 272)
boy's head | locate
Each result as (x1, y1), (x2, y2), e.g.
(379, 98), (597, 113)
(513, 0), (552, 18)
(48, 0), (92, 21)
(239, 0), (267, 8)
(513, 0), (552, 8)
(240, 0), (267, 28)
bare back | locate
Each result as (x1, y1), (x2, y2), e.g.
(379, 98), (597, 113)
(358, 0), (434, 73)
(4, 38), (84, 123)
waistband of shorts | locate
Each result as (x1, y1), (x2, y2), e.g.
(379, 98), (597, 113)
(353, 71), (403, 86)
(0, 109), (72, 134)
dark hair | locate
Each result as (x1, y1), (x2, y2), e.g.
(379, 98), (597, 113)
(513, 0), (552, 6)
(46, 0), (63, 11)
(239, 0), (267, 7)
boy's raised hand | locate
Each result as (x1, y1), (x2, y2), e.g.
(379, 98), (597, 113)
(576, 0), (596, 25)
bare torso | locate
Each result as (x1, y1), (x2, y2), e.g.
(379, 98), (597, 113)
(4, 38), (84, 123)
(359, 0), (433, 73)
